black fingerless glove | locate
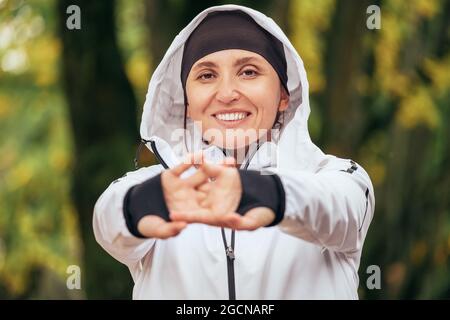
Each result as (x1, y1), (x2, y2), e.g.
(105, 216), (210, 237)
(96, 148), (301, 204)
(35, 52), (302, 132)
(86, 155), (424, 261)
(237, 170), (286, 227)
(123, 173), (170, 238)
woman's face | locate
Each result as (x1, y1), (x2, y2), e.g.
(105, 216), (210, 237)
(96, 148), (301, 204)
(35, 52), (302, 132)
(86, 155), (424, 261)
(185, 49), (289, 150)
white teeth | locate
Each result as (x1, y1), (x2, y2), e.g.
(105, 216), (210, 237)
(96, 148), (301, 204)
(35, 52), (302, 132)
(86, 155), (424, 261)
(215, 112), (248, 121)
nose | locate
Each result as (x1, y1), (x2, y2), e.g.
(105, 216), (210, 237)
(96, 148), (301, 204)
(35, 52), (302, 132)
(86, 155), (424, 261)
(215, 76), (240, 104)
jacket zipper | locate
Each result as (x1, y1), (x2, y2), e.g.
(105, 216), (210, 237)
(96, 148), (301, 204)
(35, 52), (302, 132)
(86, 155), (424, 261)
(220, 144), (260, 300)
(221, 228), (236, 300)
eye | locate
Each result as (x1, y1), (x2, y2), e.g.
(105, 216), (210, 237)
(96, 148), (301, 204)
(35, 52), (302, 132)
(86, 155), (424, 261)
(240, 68), (258, 78)
(197, 72), (216, 81)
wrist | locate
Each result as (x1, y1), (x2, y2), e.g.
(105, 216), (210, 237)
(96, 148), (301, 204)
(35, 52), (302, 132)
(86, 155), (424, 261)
(237, 170), (285, 227)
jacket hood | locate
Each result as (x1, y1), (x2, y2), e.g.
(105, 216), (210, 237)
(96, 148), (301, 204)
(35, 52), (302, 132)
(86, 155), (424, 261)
(140, 4), (327, 171)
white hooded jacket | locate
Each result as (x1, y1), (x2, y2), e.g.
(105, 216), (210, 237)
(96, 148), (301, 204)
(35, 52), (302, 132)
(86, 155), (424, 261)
(93, 4), (375, 299)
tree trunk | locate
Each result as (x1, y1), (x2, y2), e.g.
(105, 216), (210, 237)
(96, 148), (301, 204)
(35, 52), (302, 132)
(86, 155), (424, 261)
(58, 0), (138, 298)
(321, 0), (370, 157)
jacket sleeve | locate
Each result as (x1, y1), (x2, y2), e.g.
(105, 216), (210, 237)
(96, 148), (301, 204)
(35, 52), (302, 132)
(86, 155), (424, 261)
(273, 158), (375, 254)
(92, 165), (163, 267)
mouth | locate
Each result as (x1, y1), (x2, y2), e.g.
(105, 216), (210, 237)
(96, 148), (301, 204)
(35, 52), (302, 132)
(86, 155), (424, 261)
(211, 111), (251, 127)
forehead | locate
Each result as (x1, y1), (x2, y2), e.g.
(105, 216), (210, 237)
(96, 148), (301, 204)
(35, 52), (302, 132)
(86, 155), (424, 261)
(192, 49), (269, 69)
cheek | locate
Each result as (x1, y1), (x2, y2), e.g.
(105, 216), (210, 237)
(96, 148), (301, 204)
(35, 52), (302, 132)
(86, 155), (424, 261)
(243, 81), (280, 125)
(186, 86), (213, 119)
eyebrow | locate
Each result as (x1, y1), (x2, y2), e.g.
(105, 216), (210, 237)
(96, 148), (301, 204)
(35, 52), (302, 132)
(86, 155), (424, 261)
(192, 61), (217, 70)
(233, 56), (260, 67)
(192, 56), (261, 70)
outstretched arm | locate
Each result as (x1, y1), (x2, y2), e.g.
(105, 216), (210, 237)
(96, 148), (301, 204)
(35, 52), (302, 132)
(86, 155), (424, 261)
(274, 158), (375, 254)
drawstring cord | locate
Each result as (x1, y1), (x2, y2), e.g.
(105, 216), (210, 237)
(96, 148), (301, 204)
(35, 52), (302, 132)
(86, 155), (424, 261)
(134, 138), (152, 169)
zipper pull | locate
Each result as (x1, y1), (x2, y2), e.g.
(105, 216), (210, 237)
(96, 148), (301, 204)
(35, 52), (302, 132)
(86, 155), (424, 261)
(226, 246), (235, 260)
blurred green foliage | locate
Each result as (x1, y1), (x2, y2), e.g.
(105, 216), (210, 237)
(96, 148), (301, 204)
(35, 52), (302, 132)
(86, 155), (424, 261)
(0, 0), (81, 298)
(291, 0), (450, 298)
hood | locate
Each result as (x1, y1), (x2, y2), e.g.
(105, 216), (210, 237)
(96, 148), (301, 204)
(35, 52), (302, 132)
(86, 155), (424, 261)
(140, 4), (328, 171)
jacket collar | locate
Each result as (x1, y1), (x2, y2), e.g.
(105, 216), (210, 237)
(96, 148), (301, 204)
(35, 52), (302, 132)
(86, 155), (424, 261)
(147, 135), (277, 171)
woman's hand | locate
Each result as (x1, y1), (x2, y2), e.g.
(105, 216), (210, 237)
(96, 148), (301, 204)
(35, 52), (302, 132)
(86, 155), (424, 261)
(170, 157), (241, 227)
(137, 154), (209, 239)
(137, 215), (187, 239)
(161, 154), (209, 214)
(137, 153), (276, 239)
(171, 158), (276, 230)
(226, 207), (275, 231)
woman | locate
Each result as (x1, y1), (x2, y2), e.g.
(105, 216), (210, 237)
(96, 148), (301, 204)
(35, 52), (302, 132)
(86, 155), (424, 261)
(93, 5), (375, 299)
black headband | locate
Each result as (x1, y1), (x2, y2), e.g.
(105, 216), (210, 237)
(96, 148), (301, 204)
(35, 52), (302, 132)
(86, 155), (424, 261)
(181, 10), (289, 104)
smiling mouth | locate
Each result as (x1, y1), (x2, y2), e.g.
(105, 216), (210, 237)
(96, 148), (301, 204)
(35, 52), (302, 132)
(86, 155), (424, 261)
(212, 111), (251, 122)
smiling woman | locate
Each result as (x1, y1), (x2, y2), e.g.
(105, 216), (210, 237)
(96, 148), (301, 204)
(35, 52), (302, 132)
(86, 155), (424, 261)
(181, 10), (289, 154)
(93, 5), (375, 300)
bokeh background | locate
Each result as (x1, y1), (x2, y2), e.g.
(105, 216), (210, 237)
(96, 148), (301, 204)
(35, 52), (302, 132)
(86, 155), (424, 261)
(0, 0), (449, 299)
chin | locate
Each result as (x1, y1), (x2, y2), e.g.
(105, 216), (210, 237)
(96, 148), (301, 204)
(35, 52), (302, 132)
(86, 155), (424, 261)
(208, 134), (258, 151)
(201, 122), (265, 150)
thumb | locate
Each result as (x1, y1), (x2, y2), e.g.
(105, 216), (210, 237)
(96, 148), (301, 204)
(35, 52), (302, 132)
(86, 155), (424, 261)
(200, 161), (223, 178)
(233, 207), (275, 231)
